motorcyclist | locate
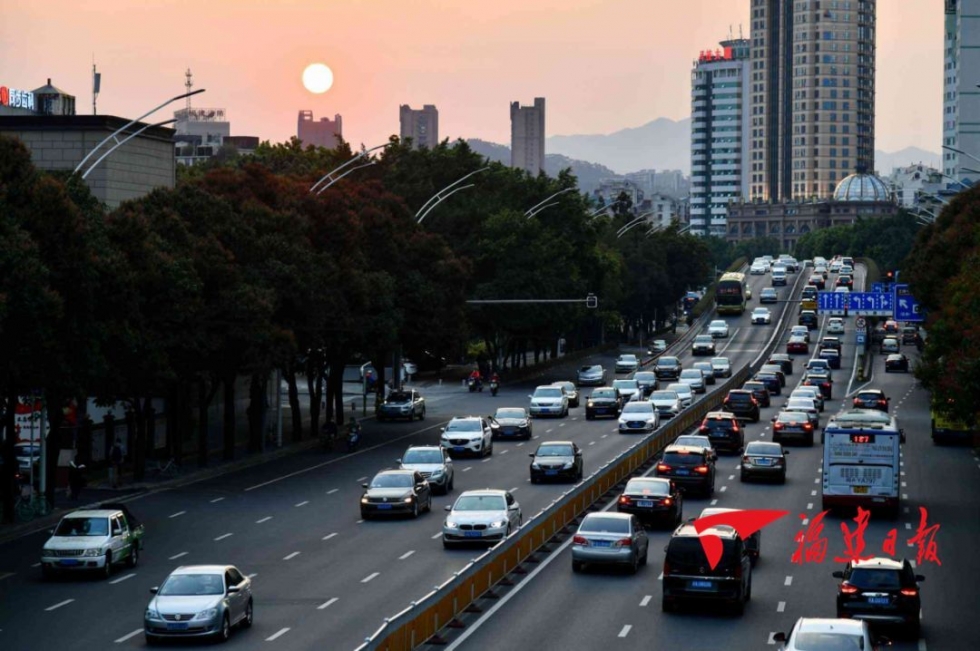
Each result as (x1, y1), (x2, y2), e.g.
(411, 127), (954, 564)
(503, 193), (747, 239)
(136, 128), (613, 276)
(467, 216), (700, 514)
(490, 371), (500, 385)
(468, 369), (483, 390)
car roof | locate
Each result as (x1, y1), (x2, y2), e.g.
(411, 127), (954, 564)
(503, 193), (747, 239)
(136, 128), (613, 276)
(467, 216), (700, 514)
(850, 556), (905, 570)
(711, 357), (730, 363)
(622, 400), (654, 406)
(704, 411), (737, 420)
(449, 415), (483, 422)
(583, 511), (632, 521)
(794, 618), (868, 635)
(406, 444), (443, 450)
(664, 444), (708, 455)
(376, 469), (416, 476)
(457, 489), (507, 497)
(886, 353), (905, 359)
(672, 523), (737, 540)
(62, 510), (121, 518)
(172, 565), (234, 575)
(538, 440), (574, 446)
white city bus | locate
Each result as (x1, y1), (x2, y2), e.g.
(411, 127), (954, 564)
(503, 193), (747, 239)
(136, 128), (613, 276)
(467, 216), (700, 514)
(821, 410), (902, 518)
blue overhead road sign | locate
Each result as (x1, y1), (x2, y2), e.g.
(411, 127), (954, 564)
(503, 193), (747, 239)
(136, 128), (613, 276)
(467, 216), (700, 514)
(846, 291), (894, 317)
(894, 284), (924, 322)
(818, 291), (849, 315)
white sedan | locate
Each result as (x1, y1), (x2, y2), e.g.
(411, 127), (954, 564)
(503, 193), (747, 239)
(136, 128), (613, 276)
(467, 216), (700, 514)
(707, 320), (730, 338)
(751, 307), (772, 325)
(827, 317), (845, 334)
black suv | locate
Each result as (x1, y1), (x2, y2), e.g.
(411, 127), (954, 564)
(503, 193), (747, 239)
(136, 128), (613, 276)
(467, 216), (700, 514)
(697, 411), (745, 454)
(798, 310), (819, 329)
(742, 381), (771, 408)
(654, 356), (682, 381)
(655, 445), (715, 496)
(834, 557), (924, 637)
(585, 387), (622, 420)
(723, 390), (761, 422)
(767, 353), (794, 376)
(662, 524), (752, 614)
(852, 389), (889, 412)
(803, 369), (833, 399)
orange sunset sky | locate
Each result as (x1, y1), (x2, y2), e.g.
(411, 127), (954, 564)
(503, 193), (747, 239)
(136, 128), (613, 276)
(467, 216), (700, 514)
(1, 1), (941, 157)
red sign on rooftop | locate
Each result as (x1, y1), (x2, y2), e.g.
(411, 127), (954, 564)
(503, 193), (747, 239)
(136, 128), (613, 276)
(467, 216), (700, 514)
(698, 47), (734, 63)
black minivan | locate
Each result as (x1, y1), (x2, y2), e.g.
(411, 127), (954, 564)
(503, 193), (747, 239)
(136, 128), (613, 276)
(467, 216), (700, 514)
(662, 524), (752, 614)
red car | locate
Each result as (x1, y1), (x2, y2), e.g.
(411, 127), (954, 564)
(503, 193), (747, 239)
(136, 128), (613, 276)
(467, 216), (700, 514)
(786, 336), (809, 355)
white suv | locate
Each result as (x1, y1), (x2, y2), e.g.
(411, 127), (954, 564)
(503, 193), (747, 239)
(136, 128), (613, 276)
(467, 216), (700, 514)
(827, 317), (845, 334)
(440, 417), (494, 457)
(529, 385), (569, 417)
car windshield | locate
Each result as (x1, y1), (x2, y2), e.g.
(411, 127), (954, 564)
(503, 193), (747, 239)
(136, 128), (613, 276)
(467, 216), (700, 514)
(667, 537), (737, 566)
(658, 357), (680, 367)
(534, 388), (563, 398)
(622, 403), (653, 414)
(675, 435), (710, 447)
(848, 568), (902, 589)
(159, 573), (225, 596)
(453, 495), (505, 511)
(635, 372), (656, 382)
(554, 382), (575, 391)
(711, 358), (729, 366)
(753, 309), (769, 316)
(387, 391), (411, 402)
(578, 516), (630, 534)
(680, 370), (701, 379)
(536, 444), (574, 457)
(710, 321), (725, 328)
(744, 382), (765, 392)
(726, 392), (753, 402)
(791, 632), (865, 651)
(402, 449), (443, 464)
(619, 355), (637, 362)
(370, 473), (413, 488)
(54, 517), (108, 537)
(592, 390), (616, 399)
(579, 365), (599, 373)
(613, 380), (638, 390)
(777, 412), (808, 423)
(746, 442), (782, 455)
(695, 335), (713, 343)
(663, 451), (702, 466)
(856, 392), (882, 401)
(651, 391), (678, 401)
(447, 420), (482, 432)
(667, 384), (690, 394)
(494, 408), (526, 420)
(625, 479), (669, 495)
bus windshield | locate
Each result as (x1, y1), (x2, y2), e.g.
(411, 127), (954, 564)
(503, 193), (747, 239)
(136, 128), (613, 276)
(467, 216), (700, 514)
(715, 273), (747, 314)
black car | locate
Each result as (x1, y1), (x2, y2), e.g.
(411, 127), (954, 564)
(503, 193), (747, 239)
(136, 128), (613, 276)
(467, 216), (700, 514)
(360, 470), (433, 519)
(818, 347), (842, 370)
(489, 407), (532, 440)
(655, 445), (715, 496)
(772, 411), (815, 446)
(662, 524), (752, 614)
(901, 326), (919, 345)
(740, 441), (788, 483)
(697, 411), (745, 454)
(634, 371), (659, 396)
(767, 354), (794, 376)
(742, 381), (771, 408)
(834, 557), (924, 637)
(819, 336), (842, 352)
(836, 274), (854, 289)
(753, 371), (782, 397)
(853, 389), (889, 412)
(654, 356), (682, 381)
(529, 441), (583, 483)
(616, 477), (682, 528)
(722, 390), (761, 422)
(798, 310), (819, 329)
(885, 353), (909, 372)
(585, 387), (622, 420)
(802, 370), (833, 399)
(760, 364), (786, 387)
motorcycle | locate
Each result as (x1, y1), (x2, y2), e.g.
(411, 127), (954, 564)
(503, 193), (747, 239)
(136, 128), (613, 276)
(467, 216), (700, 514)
(347, 425), (361, 452)
(489, 380), (499, 396)
(467, 377), (483, 393)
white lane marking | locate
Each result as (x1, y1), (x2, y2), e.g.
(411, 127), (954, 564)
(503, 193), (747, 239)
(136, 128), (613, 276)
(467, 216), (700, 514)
(710, 499), (718, 506)
(546, 429), (554, 433)
(905, 523), (912, 530)
(295, 500), (309, 507)
(0, 572), (13, 582)
(482, 458), (492, 463)
(109, 573), (136, 585)
(918, 641), (927, 651)
(45, 599), (74, 611)
(777, 601), (786, 612)
(210, 497), (225, 503)
(720, 486), (727, 492)
(768, 632), (779, 645)
(322, 533), (338, 541)
(589, 441), (596, 446)
(903, 493), (909, 500)
(902, 481), (907, 487)
(317, 597), (339, 610)
(904, 507), (910, 514)
(911, 560), (917, 568)
(639, 595), (652, 607)
(601, 434), (608, 439)
(517, 442), (525, 447)
(169, 511), (186, 518)
(283, 552), (301, 561)
(500, 449), (509, 455)
(256, 516), (272, 524)
(357, 476), (368, 482)
(31, 563), (40, 567)
(618, 625), (632, 638)
(432, 532), (442, 539)
(510, 487), (520, 492)
(214, 533), (233, 541)
(356, 520), (364, 524)
(462, 467), (472, 472)
(327, 488), (339, 495)
(572, 417), (578, 421)
(814, 478), (820, 483)
(657, 572), (664, 581)
(266, 628), (290, 641)
(801, 518), (809, 526)
(169, 552), (188, 560)
(784, 576), (793, 586)
(534, 435), (540, 439)
(114, 629), (143, 643)
(811, 490), (817, 496)
(559, 423), (565, 428)
(361, 572), (380, 583)
(807, 503), (813, 510)
(247, 573), (258, 578)
(399, 550), (416, 560)
(728, 475), (735, 481)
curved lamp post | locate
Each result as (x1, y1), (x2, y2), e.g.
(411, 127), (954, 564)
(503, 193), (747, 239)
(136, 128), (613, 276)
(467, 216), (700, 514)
(588, 199), (623, 219)
(82, 119), (176, 179)
(525, 187), (576, 218)
(310, 143), (388, 195)
(416, 167), (490, 224)
(615, 211), (655, 238)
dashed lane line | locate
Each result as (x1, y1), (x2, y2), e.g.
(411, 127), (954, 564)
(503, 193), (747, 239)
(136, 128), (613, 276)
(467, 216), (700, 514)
(295, 500), (309, 507)
(639, 596), (651, 607)
(784, 576), (793, 586)
(114, 629), (142, 643)
(266, 628), (290, 642)
(168, 511), (186, 518)
(617, 625), (632, 638)
(256, 516), (272, 524)
(720, 486), (727, 492)
(399, 550), (416, 560)
(710, 499), (718, 506)
(327, 488), (339, 495)
(361, 572), (380, 584)
(432, 532), (442, 539)
(462, 467), (472, 472)
(283, 552), (301, 561)
(169, 552), (188, 560)
(768, 632), (779, 645)
(357, 476), (368, 482)
(322, 533), (338, 541)
(214, 533), (233, 541)
(210, 497), (225, 503)
(777, 601), (786, 612)
(109, 573), (136, 585)
(45, 599), (73, 612)
(0, 572), (14, 582)
(317, 598), (339, 610)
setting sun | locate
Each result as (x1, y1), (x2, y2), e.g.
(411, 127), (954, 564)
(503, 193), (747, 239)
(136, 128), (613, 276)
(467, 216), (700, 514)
(302, 63), (334, 94)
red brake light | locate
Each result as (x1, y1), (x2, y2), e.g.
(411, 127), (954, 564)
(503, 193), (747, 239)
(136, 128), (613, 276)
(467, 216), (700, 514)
(900, 588), (918, 597)
(853, 398), (860, 405)
(840, 582), (859, 595)
(657, 463), (670, 472)
(614, 537), (633, 548)
(619, 495), (631, 505)
(774, 422), (784, 430)
(663, 497), (672, 506)
(695, 465), (709, 474)
(732, 425), (740, 432)
(573, 535), (589, 546)
(804, 423), (813, 431)
(878, 400), (887, 406)
(699, 425), (709, 433)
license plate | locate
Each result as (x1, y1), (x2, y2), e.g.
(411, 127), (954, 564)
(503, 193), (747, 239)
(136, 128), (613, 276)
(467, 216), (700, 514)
(453, 446), (465, 453)
(166, 623), (189, 630)
(592, 540), (611, 547)
(545, 470), (558, 476)
(853, 486), (869, 494)
(689, 580), (714, 590)
(756, 458), (772, 466)
(377, 503), (393, 510)
(675, 469), (690, 476)
(867, 597), (889, 605)
(464, 531), (482, 538)
(59, 559), (79, 566)
(638, 500), (654, 508)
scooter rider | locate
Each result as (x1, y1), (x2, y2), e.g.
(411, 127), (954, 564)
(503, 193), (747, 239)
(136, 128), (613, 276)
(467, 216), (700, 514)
(468, 369), (483, 390)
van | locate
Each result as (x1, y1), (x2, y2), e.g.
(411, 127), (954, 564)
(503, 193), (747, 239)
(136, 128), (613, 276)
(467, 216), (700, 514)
(662, 523), (752, 614)
(771, 268), (787, 286)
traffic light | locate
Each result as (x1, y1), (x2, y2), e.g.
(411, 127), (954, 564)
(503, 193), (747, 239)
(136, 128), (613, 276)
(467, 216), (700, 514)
(586, 294), (598, 309)
(886, 270), (894, 281)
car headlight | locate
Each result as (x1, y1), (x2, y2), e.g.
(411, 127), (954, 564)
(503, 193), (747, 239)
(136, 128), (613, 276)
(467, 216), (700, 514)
(562, 462), (574, 469)
(84, 548), (102, 557)
(445, 521), (458, 529)
(193, 608), (218, 621)
(404, 496), (414, 503)
(490, 520), (505, 529)
(146, 608), (162, 620)
(647, 419), (657, 426)
(360, 497), (369, 504)
(531, 463), (541, 469)
(430, 469), (445, 478)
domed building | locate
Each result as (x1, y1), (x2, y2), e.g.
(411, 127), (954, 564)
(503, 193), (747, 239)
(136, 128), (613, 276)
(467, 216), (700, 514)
(833, 171), (892, 202)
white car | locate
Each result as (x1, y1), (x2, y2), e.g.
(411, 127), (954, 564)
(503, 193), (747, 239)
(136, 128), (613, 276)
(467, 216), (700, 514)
(829, 260), (843, 272)
(440, 417), (494, 457)
(618, 401), (660, 433)
(678, 369), (706, 394)
(649, 390), (682, 419)
(790, 325), (810, 343)
(576, 364), (606, 386)
(674, 434), (716, 459)
(773, 618), (883, 651)
(442, 489), (521, 548)
(528, 385), (569, 418)
(707, 320), (729, 338)
(648, 340), (668, 355)
(791, 386), (825, 412)
(751, 307), (772, 325)
(750, 262), (768, 275)
(666, 382), (694, 408)
(41, 507), (143, 579)
(615, 354), (639, 373)
(612, 379), (642, 404)
(827, 317), (845, 334)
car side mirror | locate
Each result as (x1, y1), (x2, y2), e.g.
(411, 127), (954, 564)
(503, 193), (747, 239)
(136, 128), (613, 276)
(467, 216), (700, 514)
(529, 453), (535, 458)
(783, 449), (790, 455)
(227, 585), (241, 593)
(444, 505), (452, 512)
(771, 416), (777, 422)
(150, 587), (159, 594)
(361, 483), (369, 489)
(508, 503), (519, 510)
(915, 574), (925, 582)
(527, 395), (533, 399)
(832, 570), (844, 579)
(395, 459), (401, 464)
(772, 632), (787, 643)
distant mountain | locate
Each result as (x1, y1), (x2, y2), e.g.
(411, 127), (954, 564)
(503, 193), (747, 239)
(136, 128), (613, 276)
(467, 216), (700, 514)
(466, 139), (621, 193)
(546, 118), (691, 175)
(874, 147), (941, 175)
(467, 138), (510, 165)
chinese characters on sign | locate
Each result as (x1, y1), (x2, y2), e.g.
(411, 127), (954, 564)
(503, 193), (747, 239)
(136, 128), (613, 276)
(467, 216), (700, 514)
(793, 507), (941, 566)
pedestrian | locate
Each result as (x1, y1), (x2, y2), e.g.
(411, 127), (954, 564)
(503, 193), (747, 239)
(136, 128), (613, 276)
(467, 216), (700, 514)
(68, 454), (86, 501)
(109, 438), (123, 488)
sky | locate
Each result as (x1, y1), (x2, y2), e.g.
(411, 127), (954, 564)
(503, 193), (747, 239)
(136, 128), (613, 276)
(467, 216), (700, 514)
(1, 0), (943, 156)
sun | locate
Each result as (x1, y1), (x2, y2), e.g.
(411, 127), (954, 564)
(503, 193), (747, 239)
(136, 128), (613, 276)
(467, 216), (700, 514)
(302, 63), (334, 94)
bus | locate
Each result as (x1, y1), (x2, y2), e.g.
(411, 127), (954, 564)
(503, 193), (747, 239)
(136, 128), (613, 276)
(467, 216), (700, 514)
(931, 401), (976, 445)
(822, 410), (902, 517)
(715, 272), (748, 315)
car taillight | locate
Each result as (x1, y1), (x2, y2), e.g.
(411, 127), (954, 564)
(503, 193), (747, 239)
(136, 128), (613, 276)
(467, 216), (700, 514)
(572, 535), (589, 546)
(900, 588), (918, 597)
(822, 382), (830, 388)
(619, 495), (631, 505)
(853, 398), (860, 405)
(840, 582), (859, 594)
(732, 425), (740, 432)
(699, 425), (709, 433)
(663, 560), (671, 575)
(742, 456), (750, 465)
(663, 498), (672, 505)
(878, 400), (887, 406)
(774, 422), (784, 430)
(804, 423), (813, 431)
(695, 465), (709, 474)
(613, 537), (633, 548)
(657, 463), (671, 472)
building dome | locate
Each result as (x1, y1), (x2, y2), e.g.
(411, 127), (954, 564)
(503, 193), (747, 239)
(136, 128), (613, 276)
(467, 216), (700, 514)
(833, 172), (890, 202)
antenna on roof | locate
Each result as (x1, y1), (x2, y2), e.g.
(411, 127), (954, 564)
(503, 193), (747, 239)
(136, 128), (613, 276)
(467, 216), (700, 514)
(185, 68), (193, 110)
(92, 58), (101, 115)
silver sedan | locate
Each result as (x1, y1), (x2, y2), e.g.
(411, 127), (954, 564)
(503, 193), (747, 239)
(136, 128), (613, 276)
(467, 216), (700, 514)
(571, 512), (648, 574)
(144, 565), (253, 644)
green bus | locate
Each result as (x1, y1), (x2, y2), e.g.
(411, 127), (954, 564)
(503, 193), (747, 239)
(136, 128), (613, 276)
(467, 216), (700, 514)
(716, 272), (748, 315)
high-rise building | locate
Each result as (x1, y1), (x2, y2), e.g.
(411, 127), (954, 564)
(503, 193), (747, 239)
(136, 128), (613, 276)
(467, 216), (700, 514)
(297, 110), (342, 149)
(943, 0), (980, 183)
(690, 38), (751, 237)
(749, 0), (876, 201)
(399, 104), (439, 149)
(510, 97), (545, 175)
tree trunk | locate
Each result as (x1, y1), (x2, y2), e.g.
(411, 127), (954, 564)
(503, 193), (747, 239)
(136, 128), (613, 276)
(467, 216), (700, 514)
(1, 392), (18, 524)
(247, 373), (266, 454)
(327, 353), (349, 426)
(132, 398), (148, 482)
(286, 362), (303, 442)
(197, 379), (216, 468)
(222, 375), (236, 461)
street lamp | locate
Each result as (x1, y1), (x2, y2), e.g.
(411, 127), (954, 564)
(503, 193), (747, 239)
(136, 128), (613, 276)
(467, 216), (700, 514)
(616, 212), (655, 238)
(73, 88), (205, 175)
(416, 167), (490, 224)
(310, 143), (388, 195)
(82, 119), (176, 179)
(525, 187), (576, 218)
(938, 172), (971, 190)
(943, 144), (980, 170)
(588, 199), (623, 219)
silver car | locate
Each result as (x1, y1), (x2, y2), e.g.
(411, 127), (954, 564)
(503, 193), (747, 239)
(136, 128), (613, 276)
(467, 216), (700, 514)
(576, 364), (605, 386)
(617, 401), (659, 433)
(710, 357), (732, 378)
(612, 379), (642, 403)
(678, 369), (706, 394)
(377, 388), (426, 422)
(552, 381), (580, 408)
(708, 320), (730, 338)
(442, 490), (521, 548)
(650, 390), (682, 419)
(615, 354), (639, 373)
(666, 383), (694, 408)
(571, 512), (648, 574)
(692, 362), (716, 385)
(398, 446), (454, 494)
(144, 565), (253, 644)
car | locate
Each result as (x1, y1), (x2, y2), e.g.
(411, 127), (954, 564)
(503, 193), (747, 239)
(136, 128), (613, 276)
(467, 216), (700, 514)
(377, 388), (426, 422)
(803, 258), (813, 267)
(816, 265), (829, 279)
(751, 307), (773, 324)
(708, 320), (730, 338)
(649, 390), (682, 419)
(820, 336), (842, 352)
(803, 370), (834, 399)
(691, 362), (716, 385)
(750, 261), (768, 275)
(576, 364), (606, 386)
(618, 400), (660, 433)
(692, 334), (716, 356)
(808, 273), (826, 290)
(790, 325), (811, 343)
(901, 325), (919, 345)
(818, 347), (842, 369)
(647, 339), (668, 355)
(753, 371), (782, 397)
(771, 268), (788, 286)
(805, 358), (833, 375)
(883, 319), (900, 335)
(678, 368), (707, 394)
(634, 370), (660, 395)
(662, 523), (751, 614)
(723, 389), (761, 422)
(697, 411), (745, 454)
(699, 507), (763, 566)
(786, 335), (809, 355)
(768, 353), (794, 376)
(836, 274), (854, 289)
(612, 378), (642, 404)
(528, 385), (569, 418)
(798, 310), (819, 329)
(885, 353), (910, 372)
(440, 416), (494, 457)
(674, 434), (717, 460)
(488, 407), (532, 440)
(442, 489), (521, 548)
(740, 441), (788, 484)
(833, 557), (925, 636)
(572, 512), (649, 574)
(144, 565), (253, 644)
(41, 505), (145, 579)
(666, 382), (694, 408)
(551, 381), (580, 408)
(800, 285), (819, 311)
(791, 386), (825, 412)
(617, 477), (682, 528)
(398, 446), (454, 494)
(710, 357), (732, 378)
(829, 259), (842, 272)
(881, 337), (900, 354)
(655, 445), (715, 496)
(653, 356), (682, 381)
(784, 397), (820, 428)
(615, 354), (639, 373)
(759, 363), (787, 387)
(743, 381), (771, 408)
(529, 440), (583, 483)
(759, 287), (778, 303)
(14, 442), (40, 473)
(853, 389), (890, 412)
(360, 470), (432, 519)
(772, 410), (815, 446)
(401, 359), (418, 377)
(834, 284), (850, 295)
(585, 387), (622, 419)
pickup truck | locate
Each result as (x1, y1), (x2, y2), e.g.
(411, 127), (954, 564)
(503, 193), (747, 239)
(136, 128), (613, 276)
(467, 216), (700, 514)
(40, 503), (144, 579)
